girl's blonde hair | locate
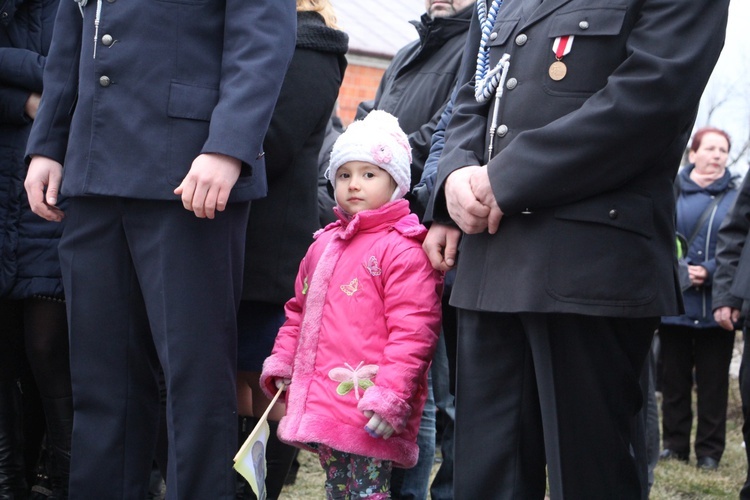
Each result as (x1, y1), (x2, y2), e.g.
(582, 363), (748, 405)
(297, 0), (339, 29)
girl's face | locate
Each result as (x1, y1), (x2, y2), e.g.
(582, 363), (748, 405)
(335, 161), (397, 215)
(689, 131), (729, 175)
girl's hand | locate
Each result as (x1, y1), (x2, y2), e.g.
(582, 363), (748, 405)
(363, 410), (395, 440)
(275, 378), (291, 390)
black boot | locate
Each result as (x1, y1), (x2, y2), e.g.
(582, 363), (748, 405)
(264, 421), (297, 500)
(0, 380), (28, 499)
(29, 438), (52, 500)
(39, 397), (72, 500)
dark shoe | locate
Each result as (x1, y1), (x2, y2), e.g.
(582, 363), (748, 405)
(696, 456), (719, 470)
(659, 449), (689, 462)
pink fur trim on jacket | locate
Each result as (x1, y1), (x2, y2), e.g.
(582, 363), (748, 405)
(261, 200), (442, 468)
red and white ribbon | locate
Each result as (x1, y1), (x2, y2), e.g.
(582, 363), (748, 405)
(552, 35), (575, 59)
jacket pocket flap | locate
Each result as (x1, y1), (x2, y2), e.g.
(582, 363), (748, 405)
(167, 81), (219, 121)
(548, 5), (626, 38)
(554, 191), (654, 238)
(487, 18), (520, 47)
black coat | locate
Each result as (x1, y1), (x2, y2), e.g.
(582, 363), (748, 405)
(0, 0), (63, 298)
(356, 7), (472, 185)
(241, 12), (348, 304)
(429, 0), (728, 317)
(714, 173), (750, 319)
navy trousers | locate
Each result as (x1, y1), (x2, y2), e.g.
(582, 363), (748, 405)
(453, 311), (657, 499)
(59, 197), (249, 500)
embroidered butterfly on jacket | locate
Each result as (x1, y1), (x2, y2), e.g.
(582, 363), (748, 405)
(364, 256), (382, 276)
(340, 278), (359, 296)
(328, 361), (379, 400)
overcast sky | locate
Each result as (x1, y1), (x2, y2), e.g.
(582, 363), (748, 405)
(695, 0), (749, 171)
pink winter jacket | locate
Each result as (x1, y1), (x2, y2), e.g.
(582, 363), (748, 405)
(260, 200), (442, 468)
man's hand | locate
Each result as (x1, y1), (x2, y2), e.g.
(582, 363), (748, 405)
(423, 223), (461, 272)
(445, 166), (491, 234)
(714, 306), (740, 331)
(25, 156), (64, 222)
(25, 92), (41, 120)
(469, 165), (503, 234)
(174, 153), (241, 219)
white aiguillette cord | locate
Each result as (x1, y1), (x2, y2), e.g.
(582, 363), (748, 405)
(474, 0), (511, 159)
(73, 0), (104, 59)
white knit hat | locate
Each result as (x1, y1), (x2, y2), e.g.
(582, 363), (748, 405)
(326, 110), (412, 200)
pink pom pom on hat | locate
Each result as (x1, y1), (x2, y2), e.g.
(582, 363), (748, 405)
(326, 110), (412, 200)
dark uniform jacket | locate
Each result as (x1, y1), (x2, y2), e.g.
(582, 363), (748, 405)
(429, 0), (728, 317)
(25, 0), (296, 202)
(356, 7), (472, 184)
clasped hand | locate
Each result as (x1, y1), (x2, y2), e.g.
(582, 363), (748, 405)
(445, 165), (503, 235)
(423, 165), (503, 272)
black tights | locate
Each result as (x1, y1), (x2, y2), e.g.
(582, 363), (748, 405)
(0, 297), (70, 396)
(23, 298), (71, 400)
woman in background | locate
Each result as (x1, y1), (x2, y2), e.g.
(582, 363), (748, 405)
(1, 0), (71, 497)
(659, 127), (738, 470)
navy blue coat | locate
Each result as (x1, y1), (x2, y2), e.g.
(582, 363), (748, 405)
(1, 0), (64, 298)
(26, 0), (296, 202)
(662, 166), (738, 328)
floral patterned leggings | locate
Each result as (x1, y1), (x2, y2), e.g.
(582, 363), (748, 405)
(314, 443), (392, 499)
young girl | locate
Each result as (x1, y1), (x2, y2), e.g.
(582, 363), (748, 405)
(260, 111), (442, 499)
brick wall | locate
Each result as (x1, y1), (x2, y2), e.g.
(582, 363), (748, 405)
(337, 63), (386, 127)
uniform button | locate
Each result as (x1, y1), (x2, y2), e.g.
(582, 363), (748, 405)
(496, 124), (508, 137)
(99, 75), (111, 87)
(579, 20), (590, 30)
(697, 250), (703, 255)
(608, 209), (618, 219)
(506, 78), (517, 90)
(101, 34), (113, 46)
(694, 320), (700, 325)
(515, 33), (528, 46)
(490, 31), (498, 41)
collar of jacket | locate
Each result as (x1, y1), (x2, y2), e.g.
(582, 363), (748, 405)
(411, 5), (473, 49)
(323, 199), (418, 241)
(679, 164), (737, 195)
(296, 11), (349, 55)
